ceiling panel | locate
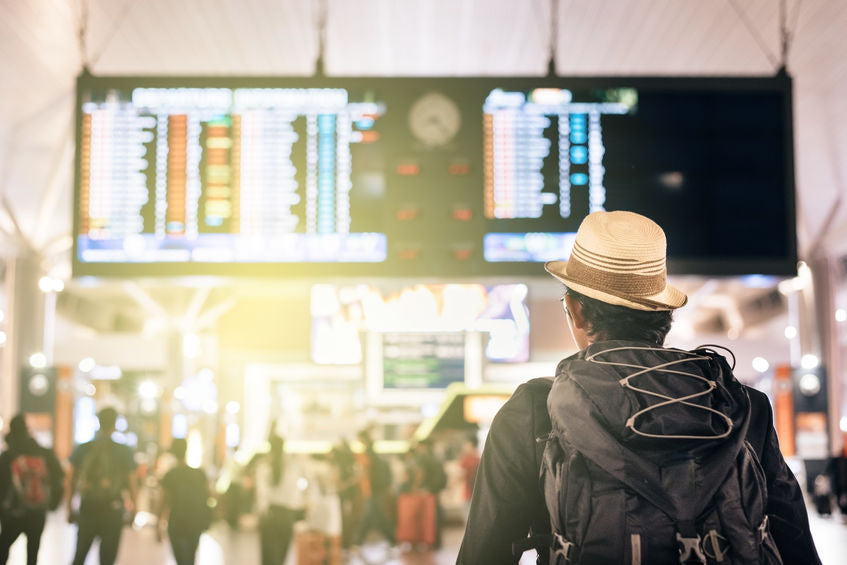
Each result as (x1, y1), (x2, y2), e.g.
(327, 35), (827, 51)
(0, 0), (846, 277)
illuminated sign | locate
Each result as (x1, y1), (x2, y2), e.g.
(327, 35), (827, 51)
(74, 75), (795, 276)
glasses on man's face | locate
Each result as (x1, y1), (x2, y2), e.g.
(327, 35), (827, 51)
(559, 296), (570, 318)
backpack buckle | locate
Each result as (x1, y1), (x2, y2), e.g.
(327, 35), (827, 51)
(757, 515), (770, 542)
(676, 533), (707, 564)
(702, 530), (729, 563)
(551, 533), (574, 564)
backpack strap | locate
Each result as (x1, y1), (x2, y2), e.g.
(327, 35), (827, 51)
(512, 532), (579, 565)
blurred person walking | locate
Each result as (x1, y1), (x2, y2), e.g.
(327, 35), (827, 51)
(352, 430), (395, 549)
(0, 415), (64, 565)
(256, 434), (307, 565)
(458, 436), (480, 510)
(411, 440), (446, 548)
(329, 440), (358, 549)
(826, 440), (847, 518)
(157, 438), (211, 565)
(67, 407), (137, 565)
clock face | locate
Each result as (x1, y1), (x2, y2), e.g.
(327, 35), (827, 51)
(408, 92), (461, 147)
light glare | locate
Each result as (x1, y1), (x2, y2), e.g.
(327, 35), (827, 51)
(800, 354), (820, 370)
(751, 357), (769, 373)
(138, 379), (159, 399)
(798, 373), (821, 396)
(29, 353), (47, 368)
(78, 357), (96, 372)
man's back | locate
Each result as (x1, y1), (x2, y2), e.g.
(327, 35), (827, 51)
(0, 441), (63, 515)
(71, 436), (133, 510)
(162, 464), (210, 532)
(457, 345), (821, 564)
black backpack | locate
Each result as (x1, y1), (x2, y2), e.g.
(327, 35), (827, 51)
(539, 344), (783, 565)
(78, 438), (126, 506)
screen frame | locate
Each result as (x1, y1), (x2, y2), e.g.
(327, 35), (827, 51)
(72, 72), (797, 278)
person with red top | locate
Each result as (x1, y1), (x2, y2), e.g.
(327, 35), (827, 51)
(458, 436), (480, 503)
(351, 430), (395, 549)
(0, 415), (64, 565)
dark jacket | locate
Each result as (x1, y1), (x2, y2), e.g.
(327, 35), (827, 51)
(457, 341), (821, 565)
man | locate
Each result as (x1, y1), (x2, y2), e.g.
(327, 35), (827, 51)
(458, 211), (821, 564)
(0, 415), (64, 565)
(457, 436), (480, 507)
(158, 438), (211, 565)
(68, 407), (137, 565)
(255, 434), (308, 565)
(353, 430), (395, 549)
(412, 440), (447, 548)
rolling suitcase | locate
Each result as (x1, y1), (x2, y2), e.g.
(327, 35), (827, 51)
(296, 530), (341, 565)
(395, 491), (436, 546)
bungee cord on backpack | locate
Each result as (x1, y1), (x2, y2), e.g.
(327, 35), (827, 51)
(585, 346), (734, 441)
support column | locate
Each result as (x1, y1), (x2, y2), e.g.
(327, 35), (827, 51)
(1, 255), (44, 424)
(809, 256), (842, 456)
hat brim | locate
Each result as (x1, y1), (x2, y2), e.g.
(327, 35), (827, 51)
(544, 260), (687, 311)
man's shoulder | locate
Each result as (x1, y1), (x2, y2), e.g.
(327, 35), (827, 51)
(70, 440), (94, 464)
(740, 384), (773, 419)
(742, 384), (768, 403)
(72, 437), (133, 465)
(490, 377), (554, 440)
(163, 464), (202, 487)
(512, 376), (554, 400)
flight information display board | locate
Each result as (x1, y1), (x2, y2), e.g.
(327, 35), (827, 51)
(74, 75), (796, 277)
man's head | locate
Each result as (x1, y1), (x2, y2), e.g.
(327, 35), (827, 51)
(5, 414), (31, 450)
(8, 414), (28, 438)
(545, 211), (686, 346)
(97, 407), (118, 434)
(170, 437), (188, 460)
(269, 434), (285, 454)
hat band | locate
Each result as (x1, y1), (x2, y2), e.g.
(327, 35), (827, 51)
(566, 255), (666, 297)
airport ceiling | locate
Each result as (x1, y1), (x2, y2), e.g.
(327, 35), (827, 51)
(1, 0), (846, 340)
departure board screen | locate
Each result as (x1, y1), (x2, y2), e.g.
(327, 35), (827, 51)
(74, 75), (795, 277)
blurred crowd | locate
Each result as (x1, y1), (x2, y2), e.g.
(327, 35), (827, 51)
(0, 408), (481, 565)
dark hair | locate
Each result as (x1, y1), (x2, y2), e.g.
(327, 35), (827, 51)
(97, 407), (118, 432)
(5, 414), (34, 452)
(357, 429), (373, 450)
(8, 414), (28, 438)
(170, 438), (188, 460)
(566, 288), (673, 345)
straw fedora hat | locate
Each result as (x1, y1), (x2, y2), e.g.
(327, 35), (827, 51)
(544, 211), (687, 311)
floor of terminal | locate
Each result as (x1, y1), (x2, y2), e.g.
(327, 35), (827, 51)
(5, 504), (846, 564)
